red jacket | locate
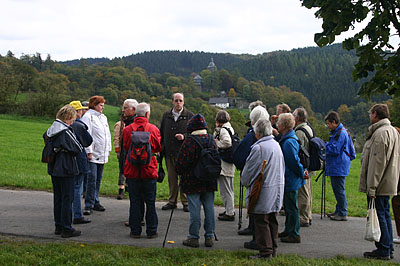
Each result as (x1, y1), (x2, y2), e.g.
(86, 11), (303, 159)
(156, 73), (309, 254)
(122, 116), (161, 179)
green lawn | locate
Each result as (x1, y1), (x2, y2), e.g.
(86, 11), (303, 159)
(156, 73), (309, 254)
(0, 114), (370, 217)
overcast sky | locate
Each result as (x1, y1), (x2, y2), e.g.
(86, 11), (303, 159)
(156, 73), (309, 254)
(1, 0), (349, 61)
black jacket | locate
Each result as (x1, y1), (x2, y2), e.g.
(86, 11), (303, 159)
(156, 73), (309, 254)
(46, 120), (83, 177)
(71, 119), (93, 174)
(160, 108), (194, 157)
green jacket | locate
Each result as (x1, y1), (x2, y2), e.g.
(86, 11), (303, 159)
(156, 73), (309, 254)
(359, 118), (400, 197)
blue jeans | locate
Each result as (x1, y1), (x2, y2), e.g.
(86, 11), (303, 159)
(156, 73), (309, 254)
(187, 192), (215, 239)
(73, 174), (85, 219)
(330, 176), (347, 216)
(51, 176), (74, 231)
(371, 196), (393, 256)
(126, 178), (158, 236)
(85, 163), (104, 208)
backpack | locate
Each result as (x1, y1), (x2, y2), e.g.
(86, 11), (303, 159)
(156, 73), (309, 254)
(189, 134), (222, 182)
(334, 128), (356, 160)
(41, 132), (57, 163)
(217, 127), (241, 163)
(296, 126), (326, 171)
(281, 136), (310, 170)
(127, 124), (153, 165)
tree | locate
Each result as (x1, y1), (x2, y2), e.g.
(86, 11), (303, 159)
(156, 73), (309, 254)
(302, 0), (400, 98)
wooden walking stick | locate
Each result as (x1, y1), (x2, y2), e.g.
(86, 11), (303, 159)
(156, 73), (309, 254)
(247, 160), (267, 218)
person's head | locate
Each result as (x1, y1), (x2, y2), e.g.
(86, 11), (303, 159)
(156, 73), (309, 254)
(324, 111), (340, 131)
(136, 102), (150, 119)
(248, 100), (266, 112)
(276, 103), (291, 115)
(122, 99), (138, 118)
(254, 119), (273, 139)
(369, 104), (390, 124)
(277, 113), (295, 134)
(293, 107), (308, 125)
(215, 110), (230, 127)
(172, 93), (184, 112)
(81, 101), (89, 115)
(69, 100), (87, 119)
(187, 113), (208, 134)
(249, 106), (270, 125)
(56, 104), (77, 125)
(89, 96), (106, 113)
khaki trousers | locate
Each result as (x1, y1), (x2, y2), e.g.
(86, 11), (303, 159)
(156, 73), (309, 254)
(298, 177), (312, 224)
(166, 155), (187, 206)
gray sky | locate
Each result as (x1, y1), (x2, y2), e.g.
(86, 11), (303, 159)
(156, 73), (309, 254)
(0, 0), (348, 61)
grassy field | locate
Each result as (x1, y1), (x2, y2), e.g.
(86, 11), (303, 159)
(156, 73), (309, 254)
(0, 236), (397, 266)
(0, 112), (371, 217)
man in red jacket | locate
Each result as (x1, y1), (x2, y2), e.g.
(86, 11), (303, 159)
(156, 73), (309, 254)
(123, 102), (161, 239)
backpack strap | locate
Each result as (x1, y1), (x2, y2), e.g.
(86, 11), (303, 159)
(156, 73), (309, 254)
(189, 134), (206, 151)
(222, 126), (233, 137)
(334, 128), (352, 158)
(295, 127), (313, 141)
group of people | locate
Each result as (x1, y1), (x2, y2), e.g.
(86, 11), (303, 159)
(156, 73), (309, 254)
(45, 94), (400, 261)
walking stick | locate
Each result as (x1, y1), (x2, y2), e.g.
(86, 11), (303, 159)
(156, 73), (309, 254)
(238, 175), (244, 230)
(315, 169), (326, 219)
(162, 169), (180, 248)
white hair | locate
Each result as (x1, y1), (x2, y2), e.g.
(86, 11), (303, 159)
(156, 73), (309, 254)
(124, 99), (138, 109)
(136, 102), (150, 117)
(254, 119), (273, 137)
(250, 106), (270, 125)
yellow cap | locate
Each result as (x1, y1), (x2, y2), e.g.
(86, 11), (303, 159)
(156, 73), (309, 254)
(69, 101), (88, 110)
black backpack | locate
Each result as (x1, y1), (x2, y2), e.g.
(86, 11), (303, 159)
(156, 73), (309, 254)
(217, 127), (241, 163)
(41, 132), (57, 163)
(189, 135), (221, 182)
(127, 124), (153, 165)
(295, 126), (326, 171)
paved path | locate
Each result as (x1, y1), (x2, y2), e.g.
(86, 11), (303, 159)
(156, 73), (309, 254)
(0, 189), (398, 261)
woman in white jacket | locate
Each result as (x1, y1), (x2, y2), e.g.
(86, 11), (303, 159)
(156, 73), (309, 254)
(81, 96), (112, 214)
(213, 110), (236, 221)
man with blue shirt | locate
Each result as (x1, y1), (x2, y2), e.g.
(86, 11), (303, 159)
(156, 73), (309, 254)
(324, 111), (356, 221)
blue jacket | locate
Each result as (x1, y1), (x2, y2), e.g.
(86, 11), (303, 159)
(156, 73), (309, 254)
(325, 123), (353, 177)
(232, 127), (257, 171)
(279, 130), (305, 192)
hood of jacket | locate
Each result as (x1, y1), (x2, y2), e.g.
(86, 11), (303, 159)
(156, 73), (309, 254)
(47, 119), (70, 138)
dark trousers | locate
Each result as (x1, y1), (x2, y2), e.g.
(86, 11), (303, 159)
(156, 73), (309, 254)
(283, 190), (300, 237)
(254, 213), (278, 257)
(52, 176), (74, 232)
(126, 178), (157, 236)
(392, 195), (400, 237)
(369, 196), (393, 256)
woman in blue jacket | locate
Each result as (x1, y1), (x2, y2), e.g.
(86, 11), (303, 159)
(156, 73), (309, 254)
(277, 113), (305, 243)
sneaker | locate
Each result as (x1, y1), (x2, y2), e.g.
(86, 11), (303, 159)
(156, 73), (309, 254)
(327, 211), (337, 218)
(73, 217), (91, 224)
(249, 254), (271, 260)
(218, 213), (235, 221)
(244, 240), (259, 250)
(54, 226), (62, 235)
(393, 236), (400, 244)
(61, 228), (81, 238)
(130, 233), (141, 239)
(147, 232), (158, 239)
(162, 203), (177, 210)
(300, 222), (310, 227)
(183, 205), (189, 212)
(218, 211), (226, 217)
(93, 204), (105, 212)
(278, 231), (288, 238)
(238, 227), (253, 235)
(281, 235), (301, 243)
(363, 250), (390, 260)
(83, 207), (92, 215)
(205, 238), (214, 247)
(183, 238), (199, 248)
(330, 215), (347, 221)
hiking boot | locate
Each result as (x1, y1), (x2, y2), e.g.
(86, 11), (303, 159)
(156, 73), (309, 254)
(61, 228), (81, 238)
(363, 250), (390, 260)
(281, 235), (301, 243)
(147, 232), (158, 239)
(327, 211), (337, 218)
(218, 211), (226, 217)
(205, 238), (214, 247)
(93, 204), (105, 212)
(238, 227), (253, 235)
(183, 205), (189, 212)
(278, 231), (288, 238)
(117, 188), (124, 200)
(130, 232), (141, 239)
(162, 203), (176, 210)
(300, 221), (310, 227)
(83, 207), (92, 215)
(73, 217), (91, 224)
(249, 254), (271, 260)
(330, 215), (347, 221)
(218, 214), (235, 221)
(54, 226), (62, 235)
(394, 236), (400, 244)
(244, 240), (259, 250)
(183, 238), (199, 248)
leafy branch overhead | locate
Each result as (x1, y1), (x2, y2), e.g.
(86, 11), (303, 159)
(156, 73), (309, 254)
(301, 0), (400, 98)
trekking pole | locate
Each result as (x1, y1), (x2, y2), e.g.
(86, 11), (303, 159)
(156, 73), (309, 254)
(238, 181), (243, 230)
(315, 169), (324, 219)
(323, 170), (326, 217)
(162, 176), (180, 248)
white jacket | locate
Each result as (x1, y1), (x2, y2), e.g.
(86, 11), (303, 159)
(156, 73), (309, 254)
(81, 109), (112, 164)
(214, 122), (236, 177)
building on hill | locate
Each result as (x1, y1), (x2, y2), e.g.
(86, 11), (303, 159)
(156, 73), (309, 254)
(209, 97), (229, 109)
(207, 58), (216, 72)
(193, 74), (203, 91)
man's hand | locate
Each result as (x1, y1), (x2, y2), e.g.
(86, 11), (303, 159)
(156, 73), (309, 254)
(88, 153), (93, 160)
(175, 133), (184, 140)
(272, 128), (279, 137)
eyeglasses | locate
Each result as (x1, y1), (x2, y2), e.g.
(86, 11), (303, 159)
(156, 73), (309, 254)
(174, 99), (183, 102)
